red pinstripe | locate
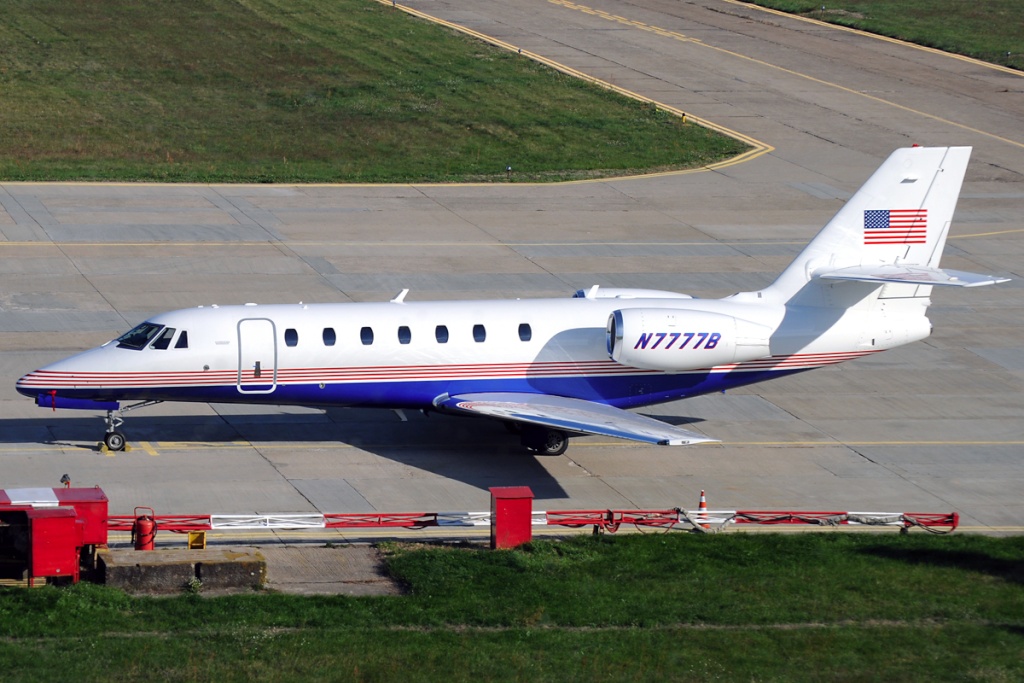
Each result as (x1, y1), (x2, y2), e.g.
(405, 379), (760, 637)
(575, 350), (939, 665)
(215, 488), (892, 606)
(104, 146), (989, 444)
(17, 351), (880, 389)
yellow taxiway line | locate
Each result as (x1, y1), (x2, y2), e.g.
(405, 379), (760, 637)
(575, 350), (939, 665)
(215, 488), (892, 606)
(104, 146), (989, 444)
(371, 0), (774, 176)
(720, 0), (1023, 78)
(548, 0), (1024, 151)
(3, 228), (1017, 250)
(7, 438), (1024, 457)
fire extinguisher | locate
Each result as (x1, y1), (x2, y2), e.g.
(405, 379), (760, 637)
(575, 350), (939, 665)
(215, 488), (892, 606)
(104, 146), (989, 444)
(132, 507), (157, 551)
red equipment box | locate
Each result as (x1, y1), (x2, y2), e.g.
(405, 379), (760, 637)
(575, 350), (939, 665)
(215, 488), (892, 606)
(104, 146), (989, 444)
(27, 508), (84, 585)
(490, 486), (534, 549)
(0, 507), (84, 586)
(0, 487), (108, 546)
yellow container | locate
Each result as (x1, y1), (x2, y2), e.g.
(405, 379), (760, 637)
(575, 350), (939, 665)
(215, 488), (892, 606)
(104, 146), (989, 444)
(187, 531), (207, 550)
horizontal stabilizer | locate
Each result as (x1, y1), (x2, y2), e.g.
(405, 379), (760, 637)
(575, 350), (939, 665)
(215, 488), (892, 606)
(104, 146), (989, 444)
(816, 265), (1010, 288)
(435, 392), (716, 446)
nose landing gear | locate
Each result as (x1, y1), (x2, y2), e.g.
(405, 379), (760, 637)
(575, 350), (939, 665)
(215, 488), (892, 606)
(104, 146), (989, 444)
(103, 410), (126, 451)
(103, 409), (127, 450)
(102, 401), (162, 451)
(104, 431), (127, 451)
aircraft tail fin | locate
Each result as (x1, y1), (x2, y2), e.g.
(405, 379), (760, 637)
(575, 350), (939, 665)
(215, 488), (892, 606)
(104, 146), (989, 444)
(763, 146), (1006, 302)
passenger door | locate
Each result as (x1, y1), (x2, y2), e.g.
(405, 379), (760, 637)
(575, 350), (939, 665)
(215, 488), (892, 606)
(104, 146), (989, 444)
(237, 318), (277, 394)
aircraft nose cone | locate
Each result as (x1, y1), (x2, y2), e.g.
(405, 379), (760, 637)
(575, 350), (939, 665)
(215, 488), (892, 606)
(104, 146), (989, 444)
(16, 368), (51, 398)
(15, 344), (112, 399)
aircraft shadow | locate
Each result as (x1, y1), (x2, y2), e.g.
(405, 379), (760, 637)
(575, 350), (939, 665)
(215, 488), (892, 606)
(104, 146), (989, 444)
(857, 545), (1024, 586)
(637, 412), (711, 429)
(0, 409), (580, 499)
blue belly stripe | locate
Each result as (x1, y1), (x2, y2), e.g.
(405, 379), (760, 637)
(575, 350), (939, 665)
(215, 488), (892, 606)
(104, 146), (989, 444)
(37, 368), (809, 410)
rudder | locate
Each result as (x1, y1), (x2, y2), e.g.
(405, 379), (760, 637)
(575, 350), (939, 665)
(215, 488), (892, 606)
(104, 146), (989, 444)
(764, 146), (973, 302)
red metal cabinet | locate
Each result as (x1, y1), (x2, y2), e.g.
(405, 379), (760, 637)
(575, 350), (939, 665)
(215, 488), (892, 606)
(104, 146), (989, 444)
(0, 487), (108, 547)
(27, 508), (84, 585)
(489, 486), (534, 549)
(54, 488), (109, 546)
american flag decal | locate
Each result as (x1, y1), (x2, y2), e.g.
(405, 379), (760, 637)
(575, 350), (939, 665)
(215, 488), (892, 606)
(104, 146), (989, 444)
(863, 209), (928, 245)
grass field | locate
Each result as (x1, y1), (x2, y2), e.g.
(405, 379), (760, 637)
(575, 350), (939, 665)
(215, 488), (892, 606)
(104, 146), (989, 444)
(0, 0), (745, 183)
(1, 533), (1022, 681)
(744, 0), (1024, 70)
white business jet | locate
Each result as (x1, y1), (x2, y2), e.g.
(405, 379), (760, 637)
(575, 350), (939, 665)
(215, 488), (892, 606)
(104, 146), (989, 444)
(17, 146), (1008, 454)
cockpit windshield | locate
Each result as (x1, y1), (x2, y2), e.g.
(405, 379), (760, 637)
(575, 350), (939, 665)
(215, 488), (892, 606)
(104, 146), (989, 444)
(116, 322), (164, 350)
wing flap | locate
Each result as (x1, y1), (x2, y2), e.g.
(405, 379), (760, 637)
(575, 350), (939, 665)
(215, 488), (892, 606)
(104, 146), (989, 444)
(434, 392), (716, 446)
(816, 265), (1009, 288)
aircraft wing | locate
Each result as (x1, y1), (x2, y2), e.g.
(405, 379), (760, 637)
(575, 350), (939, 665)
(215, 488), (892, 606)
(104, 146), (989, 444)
(816, 265), (1009, 287)
(434, 392), (717, 446)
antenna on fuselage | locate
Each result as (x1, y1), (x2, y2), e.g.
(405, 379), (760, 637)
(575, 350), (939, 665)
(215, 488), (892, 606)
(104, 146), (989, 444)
(390, 289), (410, 304)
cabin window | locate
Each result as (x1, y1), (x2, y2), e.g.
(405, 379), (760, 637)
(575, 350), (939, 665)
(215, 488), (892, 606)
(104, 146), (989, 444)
(175, 330), (189, 349)
(398, 326), (412, 344)
(360, 326), (374, 345)
(150, 327), (176, 350)
(473, 324), (486, 342)
(285, 328), (298, 347)
(518, 323), (532, 342)
(116, 322), (163, 350)
(435, 325), (449, 343)
(323, 327), (336, 346)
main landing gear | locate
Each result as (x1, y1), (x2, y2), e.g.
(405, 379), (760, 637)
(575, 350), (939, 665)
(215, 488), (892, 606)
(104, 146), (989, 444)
(102, 401), (161, 451)
(520, 426), (569, 456)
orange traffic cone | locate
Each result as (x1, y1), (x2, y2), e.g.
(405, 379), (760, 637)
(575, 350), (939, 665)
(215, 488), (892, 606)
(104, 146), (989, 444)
(698, 489), (709, 528)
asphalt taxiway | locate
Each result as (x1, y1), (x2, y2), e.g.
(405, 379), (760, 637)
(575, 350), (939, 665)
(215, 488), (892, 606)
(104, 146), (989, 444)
(1, 0), (1021, 535)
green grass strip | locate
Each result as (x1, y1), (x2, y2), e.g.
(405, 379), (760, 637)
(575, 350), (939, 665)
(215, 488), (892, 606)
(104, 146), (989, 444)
(1, 533), (1022, 680)
(0, 0), (746, 183)
(741, 0), (1024, 70)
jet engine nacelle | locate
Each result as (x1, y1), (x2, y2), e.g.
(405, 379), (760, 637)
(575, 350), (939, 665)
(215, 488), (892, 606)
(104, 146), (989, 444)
(608, 308), (772, 372)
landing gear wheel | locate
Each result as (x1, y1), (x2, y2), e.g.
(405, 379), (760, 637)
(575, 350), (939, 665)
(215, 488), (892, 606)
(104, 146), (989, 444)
(104, 431), (126, 452)
(522, 428), (569, 456)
